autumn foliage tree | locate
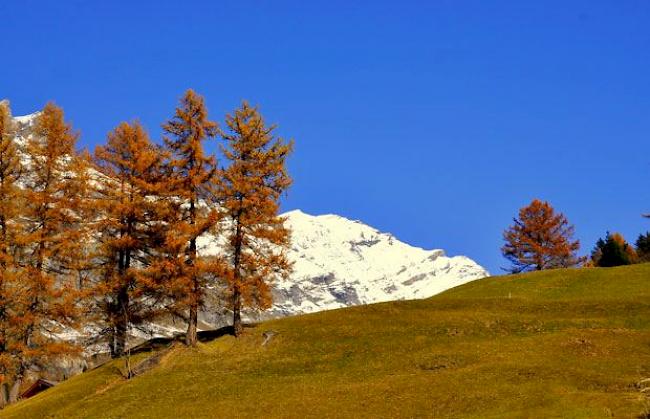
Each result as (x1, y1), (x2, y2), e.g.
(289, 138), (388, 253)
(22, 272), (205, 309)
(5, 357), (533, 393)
(5, 103), (86, 402)
(160, 90), (219, 346)
(502, 199), (582, 273)
(0, 101), (23, 404)
(93, 121), (167, 358)
(219, 101), (293, 337)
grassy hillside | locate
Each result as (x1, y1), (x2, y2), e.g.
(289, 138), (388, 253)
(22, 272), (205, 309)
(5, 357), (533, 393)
(3, 265), (650, 418)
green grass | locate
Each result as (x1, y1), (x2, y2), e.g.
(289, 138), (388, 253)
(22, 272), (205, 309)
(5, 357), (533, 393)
(3, 265), (650, 418)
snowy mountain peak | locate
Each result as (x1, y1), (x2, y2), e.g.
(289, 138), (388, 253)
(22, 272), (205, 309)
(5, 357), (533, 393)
(266, 210), (489, 317)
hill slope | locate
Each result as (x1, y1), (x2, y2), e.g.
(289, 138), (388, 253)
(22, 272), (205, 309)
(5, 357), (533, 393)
(3, 265), (650, 418)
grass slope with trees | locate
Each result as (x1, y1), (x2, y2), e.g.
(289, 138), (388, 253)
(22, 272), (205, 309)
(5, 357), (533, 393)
(3, 264), (650, 418)
(0, 93), (293, 404)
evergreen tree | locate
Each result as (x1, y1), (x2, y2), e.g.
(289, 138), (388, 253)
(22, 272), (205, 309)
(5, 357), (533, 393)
(635, 232), (650, 263)
(502, 199), (582, 273)
(591, 232), (636, 267)
(93, 121), (167, 357)
(219, 101), (293, 337)
(161, 90), (219, 346)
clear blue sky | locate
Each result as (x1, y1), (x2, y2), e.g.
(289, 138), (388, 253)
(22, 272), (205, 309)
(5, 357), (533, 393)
(2, 0), (650, 273)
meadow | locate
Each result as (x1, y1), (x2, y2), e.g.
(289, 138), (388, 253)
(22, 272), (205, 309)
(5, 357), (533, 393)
(4, 264), (650, 418)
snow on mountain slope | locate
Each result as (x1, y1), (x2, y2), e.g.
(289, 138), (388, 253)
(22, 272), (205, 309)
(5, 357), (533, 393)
(10, 108), (39, 149)
(260, 210), (489, 317)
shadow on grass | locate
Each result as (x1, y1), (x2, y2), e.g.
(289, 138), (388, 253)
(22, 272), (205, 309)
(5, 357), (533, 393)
(130, 323), (256, 354)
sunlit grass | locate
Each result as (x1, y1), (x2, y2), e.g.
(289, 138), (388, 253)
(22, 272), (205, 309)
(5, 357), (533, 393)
(3, 264), (650, 418)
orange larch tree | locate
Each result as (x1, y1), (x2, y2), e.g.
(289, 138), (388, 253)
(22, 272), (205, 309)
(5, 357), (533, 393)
(161, 90), (219, 346)
(502, 199), (582, 273)
(218, 101), (293, 337)
(7, 102), (86, 402)
(0, 101), (24, 404)
(93, 121), (167, 358)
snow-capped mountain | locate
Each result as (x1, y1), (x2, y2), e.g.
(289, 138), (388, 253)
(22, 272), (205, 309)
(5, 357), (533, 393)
(8, 108), (489, 323)
(262, 209), (488, 316)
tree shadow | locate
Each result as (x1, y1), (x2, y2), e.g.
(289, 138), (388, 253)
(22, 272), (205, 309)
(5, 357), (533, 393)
(129, 323), (256, 354)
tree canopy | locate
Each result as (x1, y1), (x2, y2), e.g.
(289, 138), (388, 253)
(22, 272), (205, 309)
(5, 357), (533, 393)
(502, 199), (582, 273)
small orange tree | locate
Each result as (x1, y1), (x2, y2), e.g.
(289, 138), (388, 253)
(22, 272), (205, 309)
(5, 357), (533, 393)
(219, 101), (293, 337)
(502, 199), (582, 273)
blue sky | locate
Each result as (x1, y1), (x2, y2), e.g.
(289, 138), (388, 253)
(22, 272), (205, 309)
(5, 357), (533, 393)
(2, 0), (650, 273)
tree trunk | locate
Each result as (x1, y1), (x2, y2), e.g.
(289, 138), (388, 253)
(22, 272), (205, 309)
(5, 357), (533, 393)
(113, 320), (127, 358)
(233, 288), (242, 337)
(185, 250), (199, 346)
(8, 375), (22, 404)
(112, 287), (129, 358)
(186, 299), (198, 346)
(232, 206), (243, 338)
(0, 382), (9, 408)
(109, 325), (118, 358)
(185, 199), (199, 347)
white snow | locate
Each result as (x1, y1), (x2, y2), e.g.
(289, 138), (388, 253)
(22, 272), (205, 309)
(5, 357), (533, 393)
(262, 209), (489, 316)
(198, 209), (488, 318)
(13, 113), (39, 124)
